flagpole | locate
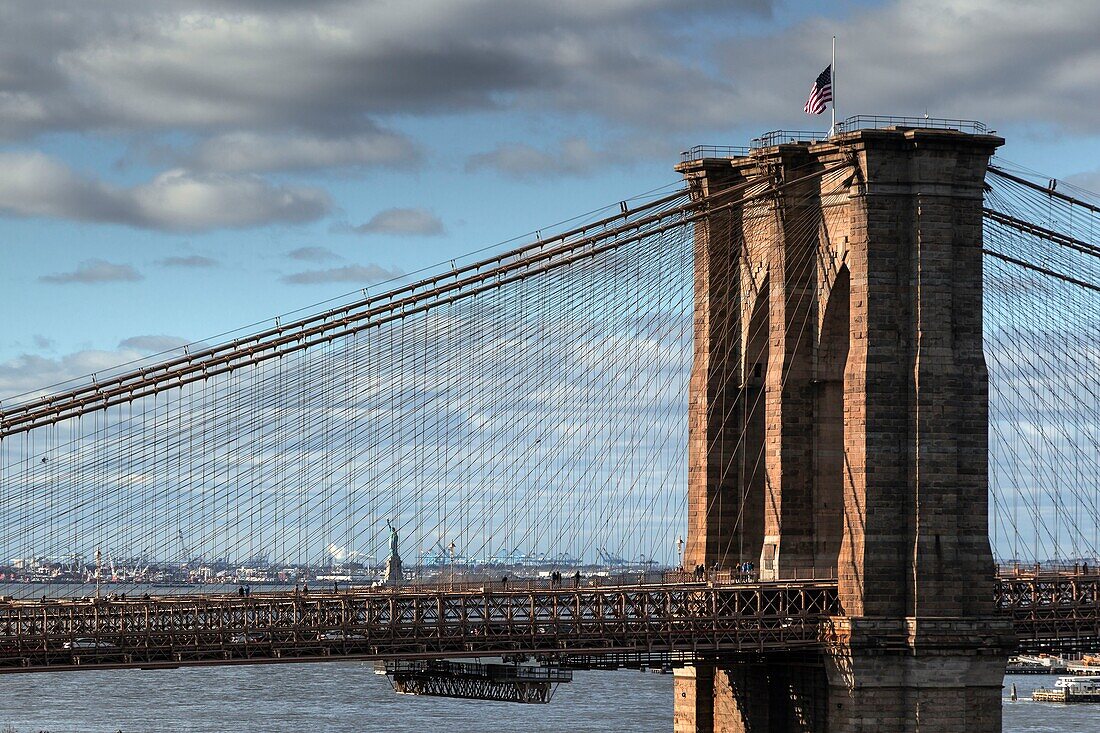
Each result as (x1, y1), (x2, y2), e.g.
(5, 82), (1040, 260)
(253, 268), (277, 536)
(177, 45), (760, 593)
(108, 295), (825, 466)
(830, 35), (836, 136)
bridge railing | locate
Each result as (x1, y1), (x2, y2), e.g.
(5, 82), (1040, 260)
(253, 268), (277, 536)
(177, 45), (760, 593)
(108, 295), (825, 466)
(835, 114), (990, 135)
(396, 566), (836, 593)
(998, 562), (1100, 576)
(728, 117), (993, 157)
(679, 145), (751, 163)
(396, 570), (698, 593)
(750, 130), (828, 148)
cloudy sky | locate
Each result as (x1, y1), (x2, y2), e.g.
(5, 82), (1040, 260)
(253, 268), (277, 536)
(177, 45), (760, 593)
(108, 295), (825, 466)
(2, 0), (1100, 399)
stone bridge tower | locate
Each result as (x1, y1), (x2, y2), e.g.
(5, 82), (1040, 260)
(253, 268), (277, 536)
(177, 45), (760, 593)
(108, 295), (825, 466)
(674, 127), (1015, 732)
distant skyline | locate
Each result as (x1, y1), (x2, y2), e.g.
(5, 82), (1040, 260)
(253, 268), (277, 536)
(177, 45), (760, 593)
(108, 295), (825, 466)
(4, 0), (1100, 398)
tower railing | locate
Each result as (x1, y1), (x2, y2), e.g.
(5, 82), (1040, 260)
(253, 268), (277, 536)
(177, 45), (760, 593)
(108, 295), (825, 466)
(750, 130), (828, 148)
(679, 145), (751, 163)
(835, 114), (990, 135)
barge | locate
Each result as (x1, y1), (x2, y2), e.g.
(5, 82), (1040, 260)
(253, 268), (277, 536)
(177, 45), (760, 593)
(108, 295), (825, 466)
(1032, 675), (1100, 703)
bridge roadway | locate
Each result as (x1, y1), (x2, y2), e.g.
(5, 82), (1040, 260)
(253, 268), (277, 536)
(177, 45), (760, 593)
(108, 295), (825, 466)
(0, 574), (1095, 674)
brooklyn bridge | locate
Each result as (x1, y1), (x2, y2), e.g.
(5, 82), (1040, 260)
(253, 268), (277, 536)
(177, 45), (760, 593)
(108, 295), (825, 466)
(2, 117), (1099, 733)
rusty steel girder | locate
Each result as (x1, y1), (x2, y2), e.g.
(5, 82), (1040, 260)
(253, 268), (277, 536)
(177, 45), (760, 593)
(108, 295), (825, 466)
(998, 574), (1100, 654)
(0, 581), (839, 674)
(0, 575), (1096, 674)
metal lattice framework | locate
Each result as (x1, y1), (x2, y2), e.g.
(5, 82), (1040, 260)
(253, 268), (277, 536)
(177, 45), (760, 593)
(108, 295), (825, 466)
(0, 580), (839, 673)
(998, 574), (1100, 654)
(385, 660), (572, 704)
(2, 576), (1100, 673)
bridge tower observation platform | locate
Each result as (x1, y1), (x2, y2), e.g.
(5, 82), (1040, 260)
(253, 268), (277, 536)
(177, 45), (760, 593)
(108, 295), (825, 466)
(674, 125), (1015, 732)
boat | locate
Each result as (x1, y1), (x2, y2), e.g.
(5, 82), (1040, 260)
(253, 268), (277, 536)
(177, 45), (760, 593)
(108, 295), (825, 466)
(1066, 654), (1100, 675)
(1007, 654), (1067, 674)
(1032, 675), (1100, 703)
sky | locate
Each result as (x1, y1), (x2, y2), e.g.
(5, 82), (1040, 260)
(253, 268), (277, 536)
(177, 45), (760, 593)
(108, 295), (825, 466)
(3, 0), (1100, 399)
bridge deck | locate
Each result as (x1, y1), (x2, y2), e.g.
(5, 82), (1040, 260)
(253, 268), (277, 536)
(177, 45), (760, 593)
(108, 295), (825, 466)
(0, 575), (1095, 674)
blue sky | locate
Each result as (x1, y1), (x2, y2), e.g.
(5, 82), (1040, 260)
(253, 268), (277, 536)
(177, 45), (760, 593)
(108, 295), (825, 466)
(2, 0), (1100, 398)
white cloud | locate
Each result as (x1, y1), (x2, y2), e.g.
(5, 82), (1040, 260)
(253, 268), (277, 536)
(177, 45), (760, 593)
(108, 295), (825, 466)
(184, 129), (419, 173)
(715, 0), (1100, 131)
(288, 246), (341, 262)
(2, 0), (1099, 166)
(0, 333), (198, 400)
(0, 349), (145, 402)
(39, 259), (143, 285)
(0, 1), (767, 141)
(158, 254), (219, 268)
(0, 152), (330, 231)
(1065, 169), (1100, 198)
(350, 208), (444, 236)
(117, 335), (192, 354)
(466, 138), (614, 180)
(281, 263), (403, 284)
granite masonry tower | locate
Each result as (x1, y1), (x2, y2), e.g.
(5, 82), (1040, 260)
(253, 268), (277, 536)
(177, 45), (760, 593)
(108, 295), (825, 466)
(674, 126), (1015, 732)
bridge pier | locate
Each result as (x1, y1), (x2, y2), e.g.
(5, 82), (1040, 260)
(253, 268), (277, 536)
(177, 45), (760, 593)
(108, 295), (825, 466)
(676, 126), (1013, 732)
(824, 620), (1008, 733)
(674, 664), (715, 732)
(675, 657), (826, 733)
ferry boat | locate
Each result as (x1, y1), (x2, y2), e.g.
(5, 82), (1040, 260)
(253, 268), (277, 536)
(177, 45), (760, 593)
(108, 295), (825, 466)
(1032, 675), (1100, 703)
(1007, 654), (1067, 674)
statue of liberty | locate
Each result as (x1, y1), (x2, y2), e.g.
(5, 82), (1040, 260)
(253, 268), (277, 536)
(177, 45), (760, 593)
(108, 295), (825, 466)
(383, 519), (402, 587)
(386, 519), (400, 562)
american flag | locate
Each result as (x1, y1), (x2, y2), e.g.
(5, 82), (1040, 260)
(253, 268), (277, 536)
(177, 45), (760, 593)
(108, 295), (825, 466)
(804, 65), (832, 115)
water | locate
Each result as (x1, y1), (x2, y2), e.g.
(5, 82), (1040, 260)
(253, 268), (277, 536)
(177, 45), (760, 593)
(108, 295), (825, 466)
(0, 663), (672, 733)
(1001, 674), (1100, 732)
(0, 668), (1095, 733)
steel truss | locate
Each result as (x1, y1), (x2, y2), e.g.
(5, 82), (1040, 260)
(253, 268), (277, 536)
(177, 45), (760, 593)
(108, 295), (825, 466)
(392, 675), (554, 704)
(0, 581), (838, 674)
(998, 574), (1100, 654)
(0, 575), (1097, 674)
(385, 659), (571, 704)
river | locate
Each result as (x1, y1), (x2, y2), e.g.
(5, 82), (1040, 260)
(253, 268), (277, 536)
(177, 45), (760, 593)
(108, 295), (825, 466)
(0, 665), (1097, 732)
